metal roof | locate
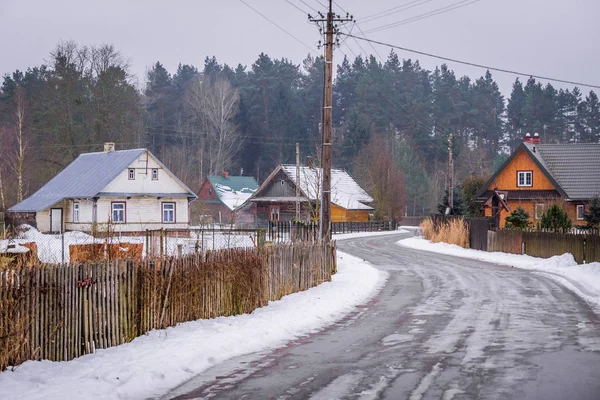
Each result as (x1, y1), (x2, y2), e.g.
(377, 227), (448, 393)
(525, 143), (600, 200)
(280, 165), (374, 210)
(9, 148), (196, 212)
(206, 175), (258, 211)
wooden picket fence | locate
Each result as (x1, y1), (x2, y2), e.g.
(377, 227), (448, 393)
(488, 230), (600, 264)
(0, 241), (336, 372)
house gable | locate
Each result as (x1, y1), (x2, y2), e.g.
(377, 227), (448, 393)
(99, 151), (194, 196)
(487, 149), (557, 191)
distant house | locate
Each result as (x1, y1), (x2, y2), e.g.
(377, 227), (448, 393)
(248, 164), (373, 225)
(7, 143), (197, 234)
(476, 134), (600, 228)
(197, 173), (258, 225)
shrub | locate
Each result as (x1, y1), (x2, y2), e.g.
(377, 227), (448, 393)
(505, 207), (532, 230)
(541, 204), (572, 232)
(420, 217), (469, 248)
(584, 197), (600, 228)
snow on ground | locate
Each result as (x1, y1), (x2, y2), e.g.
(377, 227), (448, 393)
(398, 237), (600, 310)
(0, 251), (388, 400)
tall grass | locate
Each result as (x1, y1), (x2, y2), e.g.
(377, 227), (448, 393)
(420, 217), (470, 248)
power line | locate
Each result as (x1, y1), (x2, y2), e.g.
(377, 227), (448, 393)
(360, 0), (437, 24)
(363, 0), (481, 34)
(340, 33), (600, 89)
(299, 0), (319, 13)
(283, 0), (310, 15)
(239, 0), (317, 55)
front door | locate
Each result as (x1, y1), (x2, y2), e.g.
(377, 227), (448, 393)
(50, 208), (63, 233)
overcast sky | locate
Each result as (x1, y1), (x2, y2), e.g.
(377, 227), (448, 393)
(1, 0), (598, 95)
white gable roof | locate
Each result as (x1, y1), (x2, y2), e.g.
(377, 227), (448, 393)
(281, 165), (373, 210)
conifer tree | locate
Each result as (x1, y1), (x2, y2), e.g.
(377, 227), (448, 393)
(583, 197), (600, 228)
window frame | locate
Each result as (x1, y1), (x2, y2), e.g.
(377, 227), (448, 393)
(517, 170), (533, 187)
(576, 204), (585, 221)
(73, 201), (80, 223)
(534, 204), (546, 220)
(128, 169), (135, 180)
(152, 168), (159, 180)
(111, 202), (126, 224)
(162, 202), (176, 224)
(269, 205), (281, 222)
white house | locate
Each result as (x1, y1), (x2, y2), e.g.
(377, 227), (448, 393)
(8, 143), (197, 234)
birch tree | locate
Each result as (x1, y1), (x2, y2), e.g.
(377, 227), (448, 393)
(13, 86), (27, 203)
(186, 77), (241, 175)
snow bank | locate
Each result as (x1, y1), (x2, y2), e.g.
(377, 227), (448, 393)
(0, 251), (387, 400)
(398, 237), (600, 310)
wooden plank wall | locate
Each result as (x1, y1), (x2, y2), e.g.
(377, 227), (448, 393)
(487, 230), (600, 264)
(0, 242), (335, 372)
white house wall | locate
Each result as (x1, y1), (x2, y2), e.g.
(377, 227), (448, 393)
(101, 151), (190, 194)
(94, 197), (190, 232)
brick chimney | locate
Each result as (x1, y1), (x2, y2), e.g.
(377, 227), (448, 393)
(104, 142), (115, 153)
(221, 171), (229, 179)
(524, 133), (541, 145)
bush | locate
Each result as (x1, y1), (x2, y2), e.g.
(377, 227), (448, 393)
(584, 197), (600, 228)
(504, 207), (532, 230)
(420, 217), (469, 248)
(540, 204), (572, 232)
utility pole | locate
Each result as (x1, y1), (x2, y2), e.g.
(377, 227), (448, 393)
(296, 142), (300, 221)
(448, 132), (454, 214)
(310, 1), (352, 241)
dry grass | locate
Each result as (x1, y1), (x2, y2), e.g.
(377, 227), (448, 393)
(420, 217), (470, 248)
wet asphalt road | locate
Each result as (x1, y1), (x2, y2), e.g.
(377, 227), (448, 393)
(163, 233), (600, 400)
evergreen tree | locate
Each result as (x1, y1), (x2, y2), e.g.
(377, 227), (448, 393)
(437, 187), (464, 215)
(461, 176), (488, 217)
(583, 197), (600, 228)
(505, 207), (532, 229)
(540, 204), (572, 232)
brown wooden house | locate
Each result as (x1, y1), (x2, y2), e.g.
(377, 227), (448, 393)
(197, 173), (258, 225)
(247, 164), (373, 226)
(476, 134), (600, 228)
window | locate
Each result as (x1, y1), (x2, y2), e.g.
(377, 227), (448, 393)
(112, 202), (126, 223)
(162, 202), (175, 223)
(73, 202), (80, 223)
(517, 171), (532, 187)
(577, 205), (585, 220)
(128, 169), (135, 180)
(535, 204), (546, 220)
(269, 206), (280, 222)
(152, 168), (158, 180)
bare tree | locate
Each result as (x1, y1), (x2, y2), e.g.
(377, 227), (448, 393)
(354, 135), (406, 220)
(186, 77), (241, 175)
(12, 86), (28, 203)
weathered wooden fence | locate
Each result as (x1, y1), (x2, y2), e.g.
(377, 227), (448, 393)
(488, 230), (600, 264)
(0, 242), (335, 372)
(331, 221), (398, 234)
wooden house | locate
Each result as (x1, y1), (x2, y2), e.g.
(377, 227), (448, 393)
(247, 164), (373, 225)
(7, 143), (197, 234)
(476, 134), (600, 228)
(197, 173), (258, 225)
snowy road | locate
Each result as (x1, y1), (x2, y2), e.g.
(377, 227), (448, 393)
(164, 233), (600, 400)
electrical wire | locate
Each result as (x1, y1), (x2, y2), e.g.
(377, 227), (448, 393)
(283, 0), (310, 15)
(339, 33), (600, 89)
(363, 0), (481, 34)
(361, 0), (437, 24)
(239, 0), (317, 55)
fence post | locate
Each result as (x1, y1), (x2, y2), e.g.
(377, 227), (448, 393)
(145, 230), (150, 258)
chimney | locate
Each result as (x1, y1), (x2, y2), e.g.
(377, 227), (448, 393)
(221, 171), (229, 179)
(531, 132), (541, 145)
(104, 142), (115, 153)
(523, 133), (533, 144)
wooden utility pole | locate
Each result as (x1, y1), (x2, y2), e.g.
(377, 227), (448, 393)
(448, 132), (454, 213)
(310, 1), (352, 241)
(295, 142), (300, 221)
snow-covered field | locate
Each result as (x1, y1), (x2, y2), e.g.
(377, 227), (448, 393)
(398, 237), (600, 311)
(0, 251), (387, 400)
